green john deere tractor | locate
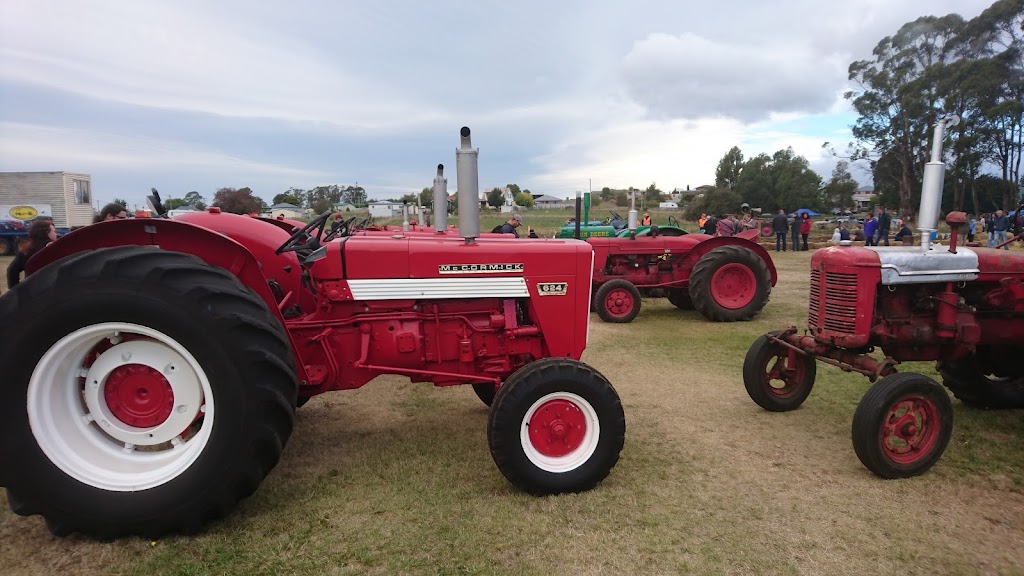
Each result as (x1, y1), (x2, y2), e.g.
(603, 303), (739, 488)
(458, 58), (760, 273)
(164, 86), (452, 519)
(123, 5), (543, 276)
(554, 197), (689, 239)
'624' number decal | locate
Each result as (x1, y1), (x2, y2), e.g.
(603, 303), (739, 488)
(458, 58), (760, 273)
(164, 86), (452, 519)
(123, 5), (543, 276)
(537, 282), (568, 296)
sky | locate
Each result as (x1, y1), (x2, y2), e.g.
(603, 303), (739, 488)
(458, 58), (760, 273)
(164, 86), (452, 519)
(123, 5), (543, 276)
(0, 0), (997, 210)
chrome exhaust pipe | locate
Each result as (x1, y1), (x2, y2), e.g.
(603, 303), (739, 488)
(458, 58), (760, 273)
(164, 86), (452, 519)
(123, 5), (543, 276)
(456, 126), (480, 244)
(918, 115), (959, 251)
(433, 164), (447, 233)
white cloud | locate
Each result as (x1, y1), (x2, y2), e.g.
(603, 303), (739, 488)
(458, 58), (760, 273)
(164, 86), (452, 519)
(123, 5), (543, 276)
(621, 32), (846, 123)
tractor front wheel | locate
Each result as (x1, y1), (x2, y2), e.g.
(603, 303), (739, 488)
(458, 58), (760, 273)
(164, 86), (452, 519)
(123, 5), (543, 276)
(0, 246), (298, 539)
(488, 358), (625, 495)
(689, 246), (771, 322)
(743, 332), (816, 411)
(851, 373), (953, 479)
(594, 279), (641, 323)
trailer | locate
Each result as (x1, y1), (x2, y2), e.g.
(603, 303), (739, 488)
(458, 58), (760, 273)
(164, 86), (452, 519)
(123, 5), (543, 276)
(0, 172), (95, 256)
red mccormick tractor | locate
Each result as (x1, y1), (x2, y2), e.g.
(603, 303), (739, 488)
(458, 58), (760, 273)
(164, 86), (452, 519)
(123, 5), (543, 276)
(0, 127), (626, 539)
(743, 115), (1024, 478)
(587, 196), (777, 323)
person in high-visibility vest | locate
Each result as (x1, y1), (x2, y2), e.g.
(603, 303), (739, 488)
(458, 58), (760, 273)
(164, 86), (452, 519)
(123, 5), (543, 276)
(641, 213), (652, 226)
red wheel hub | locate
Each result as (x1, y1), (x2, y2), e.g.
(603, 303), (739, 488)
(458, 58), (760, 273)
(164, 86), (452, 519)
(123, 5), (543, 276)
(710, 263), (756, 309)
(527, 399), (587, 457)
(764, 350), (807, 399)
(880, 395), (939, 465)
(604, 288), (635, 318)
(103, 364), (174, 428)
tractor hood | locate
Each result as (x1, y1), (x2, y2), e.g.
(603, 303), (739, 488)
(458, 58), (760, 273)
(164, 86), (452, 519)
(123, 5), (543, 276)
(813, 244), (980, 285)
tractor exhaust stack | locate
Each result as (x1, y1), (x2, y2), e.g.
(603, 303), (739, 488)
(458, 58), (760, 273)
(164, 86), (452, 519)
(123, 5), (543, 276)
(433, 164), (447, 233)
(627, 188), (638, 239)
(918, 115), (959, 251)
(402, 203), (410, 232)
(456, 126), (480, 244)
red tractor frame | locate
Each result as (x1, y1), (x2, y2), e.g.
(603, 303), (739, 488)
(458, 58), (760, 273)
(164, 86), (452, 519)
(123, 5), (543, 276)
(0, 128), (626, 539)
(588, 227), (777, 323)
(743, 116), (1024, 478)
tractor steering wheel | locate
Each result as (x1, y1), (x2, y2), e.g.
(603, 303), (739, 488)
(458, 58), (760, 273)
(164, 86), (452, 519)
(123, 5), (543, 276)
(275, 210), (333, 255)
(668, 215), (679, 227)
(322, 216), (357, 243)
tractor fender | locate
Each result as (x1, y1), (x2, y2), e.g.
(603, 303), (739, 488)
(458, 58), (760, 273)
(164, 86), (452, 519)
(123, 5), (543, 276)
(24, 218), (310, 385)
(680, 236), (778, 286)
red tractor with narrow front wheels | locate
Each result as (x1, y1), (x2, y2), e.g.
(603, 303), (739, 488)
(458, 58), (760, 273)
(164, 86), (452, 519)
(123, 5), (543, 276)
(588, 228), (777, 323)
(0, 127), (626, 539)
(743, 116), (1024, 478)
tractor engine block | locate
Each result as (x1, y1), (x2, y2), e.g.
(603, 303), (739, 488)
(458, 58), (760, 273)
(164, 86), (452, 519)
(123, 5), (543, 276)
(288, 297), (545, 395)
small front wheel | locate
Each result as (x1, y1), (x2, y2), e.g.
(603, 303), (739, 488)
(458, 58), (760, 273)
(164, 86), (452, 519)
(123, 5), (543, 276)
(743, 332), (816, 411)
(594, 280), (641, 323)
(488, 358), (625, 495)
(851, 373), (953, 479)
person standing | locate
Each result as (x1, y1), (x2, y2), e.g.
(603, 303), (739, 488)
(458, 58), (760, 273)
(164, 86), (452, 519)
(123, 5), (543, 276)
(789, 213), (801, 252)
(772, 209), (788, 252)
(875, 207), (891, 246)
(967, 217), (976, 242)
(863, 213), (877, 246)
(799, 213), (812, 250)
(6, 219), (57, 289)
(641, 212), (652, 226)
(990, 209), (1009, 249)
(498, 213), (524, 237)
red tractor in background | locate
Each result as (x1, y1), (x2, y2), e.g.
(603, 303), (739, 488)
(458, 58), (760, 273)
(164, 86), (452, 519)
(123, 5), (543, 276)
(0, 127), (626, 539)
(743, 115), (1024, 478)
(587, 195), (777, 323)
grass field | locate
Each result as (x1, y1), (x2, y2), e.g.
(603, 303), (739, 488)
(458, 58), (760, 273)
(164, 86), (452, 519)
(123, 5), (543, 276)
(1, 242), (1023, 575)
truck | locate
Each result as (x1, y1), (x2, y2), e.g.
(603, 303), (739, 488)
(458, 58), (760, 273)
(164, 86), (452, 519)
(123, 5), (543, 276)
(0, 172), (96, 256)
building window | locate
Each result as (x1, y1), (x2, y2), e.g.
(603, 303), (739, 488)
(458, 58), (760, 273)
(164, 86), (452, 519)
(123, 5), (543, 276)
(74, 179), (91, 204)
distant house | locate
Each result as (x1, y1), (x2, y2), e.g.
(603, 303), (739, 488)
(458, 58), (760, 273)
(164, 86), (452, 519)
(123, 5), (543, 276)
(853, 186), (876, 211)
(334, 202), (358, 212)
(368, 201), (404, 218)
(269, 202), (305, 220)
(532, 194), (565, 208)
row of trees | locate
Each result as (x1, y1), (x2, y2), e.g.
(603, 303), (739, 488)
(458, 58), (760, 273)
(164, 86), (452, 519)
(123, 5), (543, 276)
(838, 0), (1023, 220)
(272, 185), (368, 213)
(684, 146), (847, 219)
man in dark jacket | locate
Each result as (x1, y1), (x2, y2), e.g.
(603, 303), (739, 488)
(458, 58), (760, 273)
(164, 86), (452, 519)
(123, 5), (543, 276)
(498, 213), (523, 237)
(789, 213), (801, 251)
(772, 210), (788, 252)
(875, 208), (891, 246)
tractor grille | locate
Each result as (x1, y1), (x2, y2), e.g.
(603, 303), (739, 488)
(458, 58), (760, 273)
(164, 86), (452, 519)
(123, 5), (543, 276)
(808, 270), (820, 327)
(809, 270), (858, 335)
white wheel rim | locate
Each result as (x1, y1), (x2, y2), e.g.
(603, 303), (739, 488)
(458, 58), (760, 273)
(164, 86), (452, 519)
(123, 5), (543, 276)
(27, 322), (215, 491)
(520, 392), (600, 473)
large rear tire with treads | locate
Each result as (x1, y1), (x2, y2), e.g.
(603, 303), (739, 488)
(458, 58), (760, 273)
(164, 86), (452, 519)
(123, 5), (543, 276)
(0, 246), (297, 539)
(689, 245), (771, 322)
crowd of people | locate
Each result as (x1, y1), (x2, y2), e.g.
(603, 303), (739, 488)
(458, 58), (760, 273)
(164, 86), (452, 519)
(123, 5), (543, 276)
(697, 212), (758, 238)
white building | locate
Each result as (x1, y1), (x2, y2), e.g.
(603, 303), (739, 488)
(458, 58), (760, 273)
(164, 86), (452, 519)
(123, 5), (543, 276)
(368, 201), (404, 218)
(0, 171), (96, 229)
(269, 202), (306, 220)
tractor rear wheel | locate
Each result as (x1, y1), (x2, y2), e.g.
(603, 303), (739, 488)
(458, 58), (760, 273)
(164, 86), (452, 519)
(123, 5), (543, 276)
(487, 358), (624, 495)
(0, 246), (298, 539)
(666, 288), (693, 310)
(743, 331), (816, 411)
(594, 279), (641, 323)
(689, 246), (771, 322)
(473, 382), (497, 406)
(851, 373), (953, 479)
(937, 351), (1024, 409)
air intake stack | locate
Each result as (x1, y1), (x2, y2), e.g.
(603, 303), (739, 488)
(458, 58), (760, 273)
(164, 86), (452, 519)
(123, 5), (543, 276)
(433, 164), (447, 233)
(456, 126), (480, 244)
(918, 115), (959, 251)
